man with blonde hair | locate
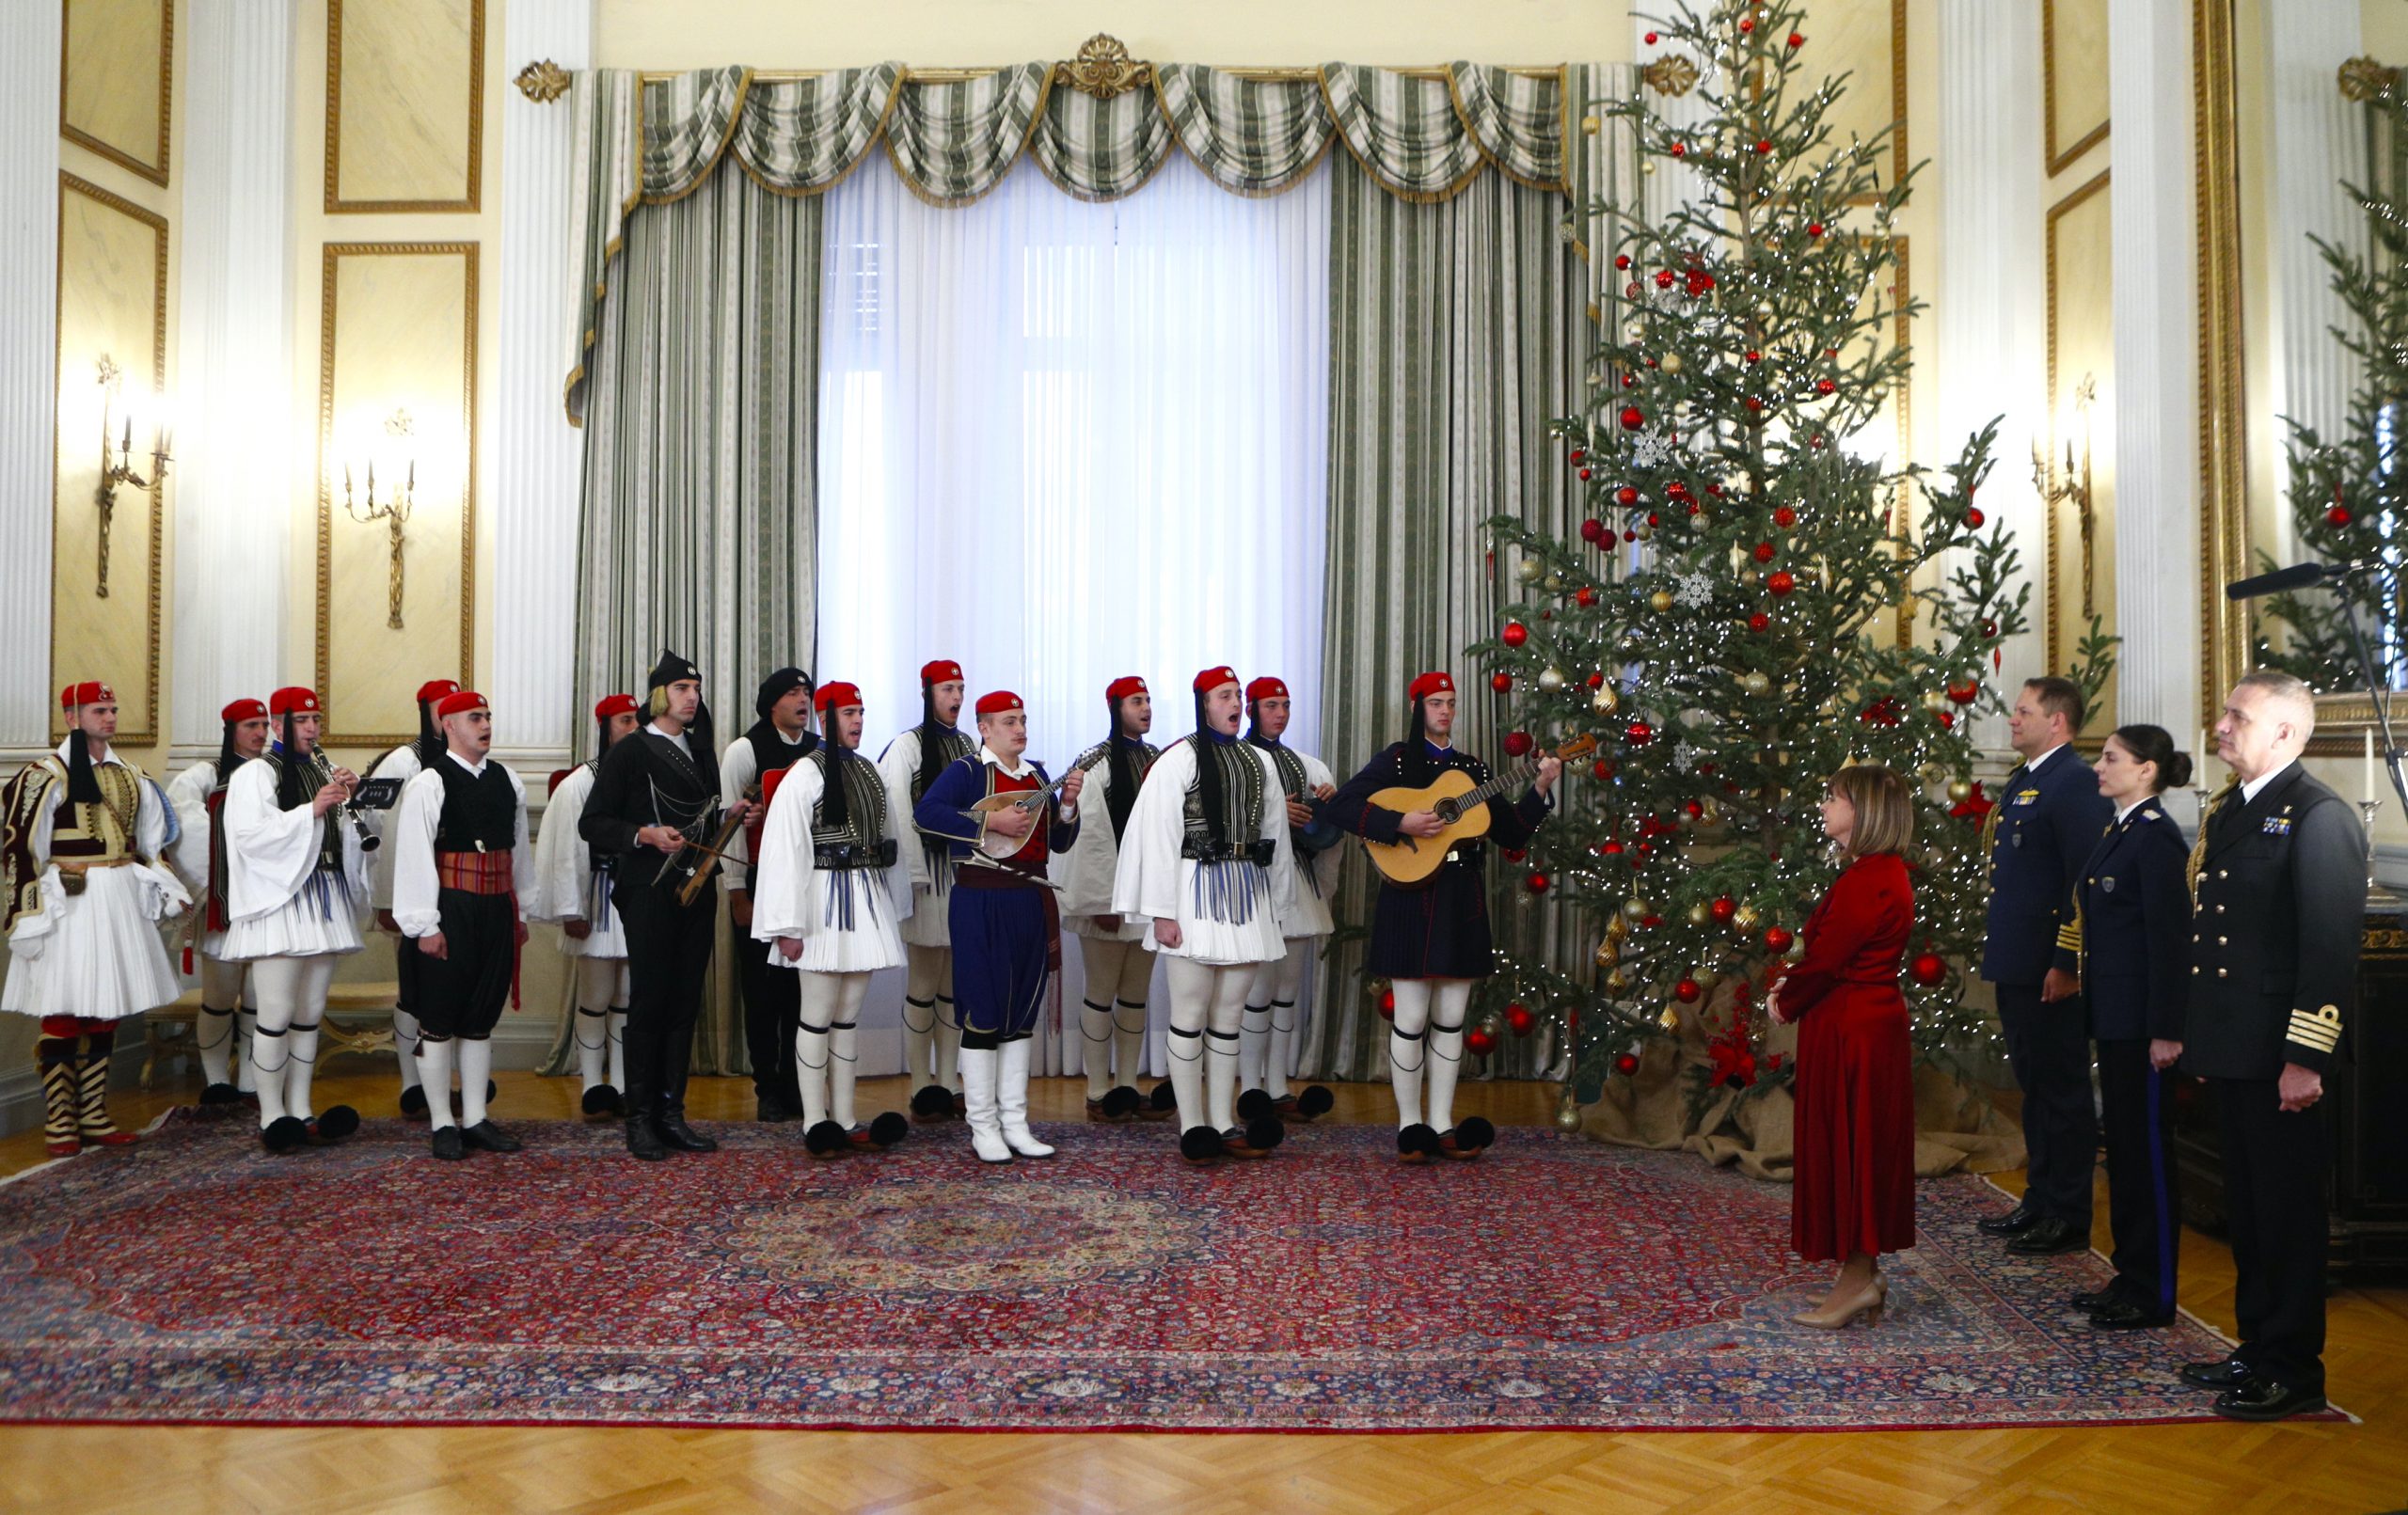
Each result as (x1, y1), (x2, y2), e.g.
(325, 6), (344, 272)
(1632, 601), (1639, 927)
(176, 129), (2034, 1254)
(2178, 670), (2361, 1421)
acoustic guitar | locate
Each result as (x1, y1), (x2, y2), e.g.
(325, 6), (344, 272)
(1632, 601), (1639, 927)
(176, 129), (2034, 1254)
(1363, 734), (1596, 888)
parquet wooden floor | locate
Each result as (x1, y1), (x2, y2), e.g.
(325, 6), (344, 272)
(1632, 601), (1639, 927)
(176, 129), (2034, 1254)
(4, 1070), (2401, 1514)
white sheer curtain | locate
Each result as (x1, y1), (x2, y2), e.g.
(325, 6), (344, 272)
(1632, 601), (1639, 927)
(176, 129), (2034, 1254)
(816, 151), (1332, 1074)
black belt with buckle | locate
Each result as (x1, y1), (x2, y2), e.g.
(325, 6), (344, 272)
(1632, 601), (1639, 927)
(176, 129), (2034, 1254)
(814, 840), (899, 869)
(1180, 837), (1275, 867)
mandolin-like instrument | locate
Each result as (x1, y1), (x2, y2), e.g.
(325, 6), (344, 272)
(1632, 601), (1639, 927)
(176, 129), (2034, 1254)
(1362, 734), (1596, 888)
(965, 768), (1076, 860)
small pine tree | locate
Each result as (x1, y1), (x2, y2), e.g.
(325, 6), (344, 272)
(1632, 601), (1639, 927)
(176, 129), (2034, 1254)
(1469, 0), (2104, 1112)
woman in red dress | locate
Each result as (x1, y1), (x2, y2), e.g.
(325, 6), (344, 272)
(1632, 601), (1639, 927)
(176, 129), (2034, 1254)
(1770, 763), (1918, 1329)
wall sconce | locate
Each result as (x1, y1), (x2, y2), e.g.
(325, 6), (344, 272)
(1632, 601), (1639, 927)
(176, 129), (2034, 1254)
(341, 407), (416, 630)
(92, 355), (171, 600)
(2032, 372), (2099, 621)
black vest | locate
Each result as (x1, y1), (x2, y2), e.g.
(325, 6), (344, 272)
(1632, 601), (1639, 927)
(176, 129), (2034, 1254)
(433, 757), (515, 852)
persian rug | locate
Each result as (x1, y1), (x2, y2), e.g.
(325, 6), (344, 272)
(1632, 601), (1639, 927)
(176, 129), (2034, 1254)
(0, 1111), (2305, 1431)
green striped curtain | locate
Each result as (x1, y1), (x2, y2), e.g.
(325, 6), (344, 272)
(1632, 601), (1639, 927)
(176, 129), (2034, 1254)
(1301, 151), (1592, 1082)
(559, 167), (821, 1078)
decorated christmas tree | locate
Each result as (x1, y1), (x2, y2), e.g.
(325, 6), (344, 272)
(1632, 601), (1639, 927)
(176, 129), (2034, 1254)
(1467, 0), (2099, 1117)
(2254, 60), (2405, 690)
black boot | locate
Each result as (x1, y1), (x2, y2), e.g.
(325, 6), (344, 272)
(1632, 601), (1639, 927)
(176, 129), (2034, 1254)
(656, 1106), (718, 1153)
(625, 1112), (667, 1160)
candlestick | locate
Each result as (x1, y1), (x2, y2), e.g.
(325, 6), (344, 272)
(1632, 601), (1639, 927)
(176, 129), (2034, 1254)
(2366, 730), (2377, 808)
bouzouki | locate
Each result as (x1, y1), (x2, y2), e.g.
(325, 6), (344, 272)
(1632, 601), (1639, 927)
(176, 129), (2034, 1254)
(965, 767), (1076, 860)
(1363, 734), (1597, 889)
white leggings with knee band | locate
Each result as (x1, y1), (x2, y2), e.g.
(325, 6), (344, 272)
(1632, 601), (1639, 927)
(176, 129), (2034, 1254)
(1078, 934), (1153, 1097)
(1163, 955), (1256, 1133)
(573, 956), (630, 1094)
(900, 945), (960, 1092)
(1241, 937), (1313, 1098)
(246, 954), (338, 1128)
(1386, 977), (1472, 1132)
(195, 955), (254, 1092)
(797, 971), (873, 1128)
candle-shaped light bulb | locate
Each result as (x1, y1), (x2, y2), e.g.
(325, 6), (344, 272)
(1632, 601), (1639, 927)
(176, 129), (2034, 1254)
(121, 412), (132, 454)
(344, 462), (353, 496)
(2367, 729), (2377, 808)
(406, 457), (414, 492)
(367, 459), (374, 493)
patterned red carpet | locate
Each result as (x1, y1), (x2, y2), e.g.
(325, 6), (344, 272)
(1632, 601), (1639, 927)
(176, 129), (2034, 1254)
(0, 1110), (2278, 1430)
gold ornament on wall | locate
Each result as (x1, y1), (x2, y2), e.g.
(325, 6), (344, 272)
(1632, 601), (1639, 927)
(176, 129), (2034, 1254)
(2338, 55), (2400, 103)
(88, 355), (171, 600)
(1056, 34), (1153, 100)
(1643, 55), (1700, 97)
(341, 408), (420, 630)
(514, 58), (572, 103)
(2034, 371), (2099, 621)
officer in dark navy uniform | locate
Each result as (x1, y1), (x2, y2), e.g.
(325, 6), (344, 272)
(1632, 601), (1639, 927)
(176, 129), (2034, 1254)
(2052, 724), (2193, 1330)
(1978, 676), (2114, 1255)
(2178, 671), (2361, 1422)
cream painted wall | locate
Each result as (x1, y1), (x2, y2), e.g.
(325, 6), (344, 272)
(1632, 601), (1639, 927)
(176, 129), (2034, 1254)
(594, 0), (1635, 69)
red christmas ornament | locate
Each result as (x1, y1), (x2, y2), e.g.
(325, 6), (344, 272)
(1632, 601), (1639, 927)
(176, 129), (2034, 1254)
(1806, 221), (1825, 238)
(1766, 571), (1796, 596)
(1945, 677), (1980, 705)
(1490, 671), (1513, 693)
(1684, 799), (1704, 820)
(1465, 1026), (1497, 1057)
(1739, 17), (1755, 33)
(1670, 141), (1687, 158)
(1614, 254), (1631, 270)
(1614, 1052), (1640, 1077)
(1592, 759), (1614, 781)
(1745, 349), (1762, 362)
(1965, 507), (1987, 529)
(1580, 517), (1608, 544)
(1938, 711), (1957, 730)
(1506, 1005), (1537, 1038)
(1578, 466), (1593, 481)
(1655, 268), (1677, 289)
(1599, 838), (1624, 854)
(1616, 485), (1640, 506)
(1378, 988), (1397, 1021)
(1788, 31), (1805, 47)
(1753, 138), (1772, 155)
(1643, 29), (1658, 43)
(2327, 505), (2353, 527)
(1772, 505), (1796, 527)
(1569, 447), (1587, 463)
(1674, 977), (1703, 1003)
(1586, 671), (1606, 687)
(1525, 871), (1551, 894)
(1646, 512), (1660, 528)
(1640, 913), (1663, 929)
(1764, 926), (1795, 953)
(1815, 377), (1836, 395)
(1502, 730), (1533, 758)
(1625, 719), (1655, 746)
(1710, 896), (1736, 923)
(1620, 405), (1646, 430)
(1752, 541), (1776, 563)
(1502, 620), (1529, 647)
(1576, 586), (1598, 608)
(1748, 611), (1770, 633)
(1909, 953), (1947, 986)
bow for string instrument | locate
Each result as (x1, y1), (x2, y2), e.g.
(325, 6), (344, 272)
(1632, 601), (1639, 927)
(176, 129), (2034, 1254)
(1362, 733), (1596, 888)
(659, 782), (761, 907)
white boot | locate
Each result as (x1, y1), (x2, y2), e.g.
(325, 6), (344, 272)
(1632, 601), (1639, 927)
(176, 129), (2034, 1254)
(999, 1037), (1054, 1157)
(958, 1048), (1012, 1163)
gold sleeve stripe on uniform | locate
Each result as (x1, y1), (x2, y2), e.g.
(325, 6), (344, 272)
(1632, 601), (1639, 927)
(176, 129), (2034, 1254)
(2286, 1005), (2344, 1053)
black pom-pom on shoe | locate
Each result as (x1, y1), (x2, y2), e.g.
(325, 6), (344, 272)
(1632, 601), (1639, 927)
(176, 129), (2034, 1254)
(1455, 1115), (1497, 1151)
(803, 1119), (848, 1157)
(1100, 1084), (1141, 1118)
(1396, 1123), (1440, 1162)
(199, 1082), (241, 1107)
(1296, 1084), (1336, 1119)
(399, 1085), (429, 1117)
(1179, 1126), (1225, 1162)
(1149, 1082), (1179, 1112)
(581, 1085), (617, 1117)
(310, 1105), (360, 1143)
(1244, 1115), (1286, 1153)
(484, 1079), (499, 1103)
(869, 1112), (911, 1148)
(1236, 1089), (1274, 1123)
(910, 1083), (955, 1120)
(261, 1115), (309, 1154)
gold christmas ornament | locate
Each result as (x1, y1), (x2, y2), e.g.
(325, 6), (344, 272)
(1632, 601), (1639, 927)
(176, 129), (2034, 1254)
(1591, 683), (1620, 716)
(1659, 351), (1683, 375)
(1946, 779), (1973, 803)
(1537, 665), (1568, 693)
(1658, 1005), (1682, 1030)
(1606, 969), (1634, 995)
(1649, 590), (1675, 613)
(1516, 557), (1545, 584)
(1556, 1101), (1585, 1131)
(1622, 896), (1653, 921)
(1594, 937), (1620, 968)
(1733, 903), (1761, 931)
(1686, 901), (1711, 926)
(1543, 571), (1566, 592)
(1741, 671), (1771, 696)
(1637, 523), (1655, 543)
(1606, 912), (1630, 941)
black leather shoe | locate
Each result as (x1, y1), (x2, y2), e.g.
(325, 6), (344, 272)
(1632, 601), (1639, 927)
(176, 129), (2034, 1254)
(462, 1120), (522, 1153)
(2179, 1356), (2254, 1392)
(2087, 1298), (2174, 1331)
(2067, 1284), (2126, 1312)
(2005, 1217), (2088, 1255)
(625, 1114), (667, 1161)
(431, 1126), (467, 1160)
(2213, 1379), (2327, 1422)
(1977, 1202), (2042, 1236)
(656, 1110), (719, 1152)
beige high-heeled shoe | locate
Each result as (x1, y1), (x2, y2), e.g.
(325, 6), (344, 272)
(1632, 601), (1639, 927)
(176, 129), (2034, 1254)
(1792, 1273), (1887, 1330)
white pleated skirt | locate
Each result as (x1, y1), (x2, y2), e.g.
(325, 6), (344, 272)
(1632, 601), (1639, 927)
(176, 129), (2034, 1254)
(1, 865), (186, 1020)
(1066, 911), (1149, 943)
(898, 879), (953, 948)
(764, 867), (906, 973)
(555, 872), (629, 959)
(219, 870), (367, 960)
(1144, 860), (1287, 967)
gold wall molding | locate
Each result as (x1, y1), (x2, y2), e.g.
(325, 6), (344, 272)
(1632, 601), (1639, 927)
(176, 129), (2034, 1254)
(2045, 166), (2113, 673)
(52, 173), (166, 747)
(60, 0), (174, 188)
(315, 243), (478, 750)
(2043, 0), (2113, 177)
(2194, 0), (2257, 738)
(515, 57), (571, 103)
(325, 0), (485, 214)
(1054, 34), (1150, 100)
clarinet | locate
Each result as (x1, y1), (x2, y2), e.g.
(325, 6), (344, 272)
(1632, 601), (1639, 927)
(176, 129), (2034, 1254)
(300, 750), (380, 853)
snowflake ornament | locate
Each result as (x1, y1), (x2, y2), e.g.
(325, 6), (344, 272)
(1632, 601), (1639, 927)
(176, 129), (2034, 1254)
(1674, 572), (1714, 608)
(1631, 429), (1675, 469)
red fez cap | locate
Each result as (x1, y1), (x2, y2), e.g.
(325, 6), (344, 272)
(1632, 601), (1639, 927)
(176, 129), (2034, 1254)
(1408, 671), (1455, 702)
(269, 686), (321, 716)
(221, 698), (268, 723)
(58, 681), (114, 709)
(975, 690), (1024, 718)
(435, 690), (487, 719)
(1192, 666), (1239, 694)
(594, 693), (639, 719)
(415, 678), (461, 705)
(921, 659), (964, 685)
(1245, 676), (1289, 703)
(1105, 675), (1148, 702)
(814, 682), (863, 714)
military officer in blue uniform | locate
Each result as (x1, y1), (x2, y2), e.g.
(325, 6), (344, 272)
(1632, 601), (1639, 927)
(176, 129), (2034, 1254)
(2052, 724), (2193, 1330)
(2177, 671), (2361, 1422)
(1978, 676), (2114, 1255)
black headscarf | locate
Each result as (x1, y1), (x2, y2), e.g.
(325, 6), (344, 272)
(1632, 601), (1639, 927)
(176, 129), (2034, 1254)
(413, 696), (445, 767)
(912, 675), (956, 799)
(275, 711), (316, 812)
(63, 718), (103, 805)
(1402, 697), (1440, 785)
(645, 648), (719, 762)
(819, 704), (862, 832)
(1192, 687), (1231, 847)
(215, 717), (254, 789)
(1105, 694), (1144, 841)
(740, 666), (817, 777)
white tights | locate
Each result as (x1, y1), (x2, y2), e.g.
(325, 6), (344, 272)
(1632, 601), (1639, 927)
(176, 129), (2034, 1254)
(797, 971), (873, 1128)
(248, 955), (338, 1128)
(1241, 938), (1311, 1098)
(1078, 934), (1154, 1097)
(901, 945), (960, 1093)
(1386, 977), (1472, 1132)
(1164, 955), (1255, 1133)
(195, 955), (254, 1092)
(573, 956), (630, 1093)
